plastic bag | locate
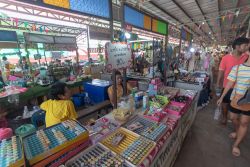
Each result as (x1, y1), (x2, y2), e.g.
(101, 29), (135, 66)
(214, 106), (221, 120)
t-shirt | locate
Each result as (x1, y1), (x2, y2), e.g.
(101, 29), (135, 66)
(219, 54), (248, 88)
(227, 64), (250, 99)
(40, 100), (77, 127)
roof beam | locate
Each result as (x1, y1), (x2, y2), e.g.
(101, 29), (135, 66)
(171, 0), (210, 40)
(194, 0), (215, 36)
(217, 0), (222, 43)
(149, 1), (200, 37)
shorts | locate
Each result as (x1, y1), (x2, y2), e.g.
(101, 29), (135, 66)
(221, 88), (233, 103)
(229, 105), (250, 116)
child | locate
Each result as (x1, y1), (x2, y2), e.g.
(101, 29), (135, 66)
(40, 82), (77, 127)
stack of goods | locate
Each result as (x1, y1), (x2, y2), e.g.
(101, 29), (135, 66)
(165, 101), (186, 116)
(85, 117), (120, 144)
(112, 108), (132, 122)
(124, 116), (167, 141)
(23, 120), (89, 166)
(101, 128), (155, 166)
(48, 65), (70, 81)
(172, 95), (190, 105)
(0, 136), (25, 167)
(165, 115), (179, 131)
(148, 78), (163, 96)
(180, 72), (208, 84)
(159, 86), (180, 98)
(65, 144), (132, 167)
(180, 75), (196, 83)
(144, 95), (169, 122)
(134, 91), (144, 109)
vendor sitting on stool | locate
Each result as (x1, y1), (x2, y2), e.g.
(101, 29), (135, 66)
(108, 71), (132, 106)
(40, 82), (77, 127)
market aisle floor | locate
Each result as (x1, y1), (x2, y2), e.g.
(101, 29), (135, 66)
(173, 100), (250, 167)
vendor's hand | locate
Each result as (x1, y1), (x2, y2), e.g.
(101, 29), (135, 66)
(217, 98), (223, 106)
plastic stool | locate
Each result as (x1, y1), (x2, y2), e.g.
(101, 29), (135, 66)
(0, 128), (13, 140)
(31, 110), (45, 129)
(15, 124), (36, 138)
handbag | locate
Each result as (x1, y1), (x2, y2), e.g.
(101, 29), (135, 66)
(230, 65), (250, 112)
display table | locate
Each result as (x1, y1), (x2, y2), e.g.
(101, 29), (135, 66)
(0, 78), (91, 104)
(175, 80), (204, 91)
(175, 79), (210, 107)
(86, 89), (199, 167)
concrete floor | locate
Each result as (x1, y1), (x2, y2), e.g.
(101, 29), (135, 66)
(173, 101), (250, 167)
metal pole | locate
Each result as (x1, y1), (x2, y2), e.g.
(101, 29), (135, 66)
(87, 26), (90, 61)
(246, 19), (250, 38)
(122, 68), (127, 96)
(164, 35), (168, 86)
(179, 28), (182, 58)
(112, 69), (117, 109)
(109, 0), (114, 42)
(76, 46), (80, 75)
(153, 37), (155, 78)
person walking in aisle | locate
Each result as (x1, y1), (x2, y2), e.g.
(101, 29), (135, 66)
(217, 48), (250, 157)
(216, 37), (249, 124)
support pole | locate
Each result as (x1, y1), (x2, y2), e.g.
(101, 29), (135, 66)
(122, 68), (127, 96)
(76, 46), (80, 75)
(112, 69), (117, 109)
(87, 26), (90, 61)
(163, 35), (168, 86)
(109, 0), (114, 42)
(246, 19), (250, 38)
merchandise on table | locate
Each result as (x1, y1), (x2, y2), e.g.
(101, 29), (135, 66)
(65, 143), (133, 167)
(123, 115), (167, 141)
(101, 128), (155, 166)
(165, 101), (186, 116)
(85, 117), (120, 144)
(158, 86), (180, 98)
(23, 120), (89, 166)
(143, 95), (169, 122)
(0, 136), (25, 167)
(149, 95), (169, 108)
(112, 108), (132, 122)
(172, 95), (190, 103)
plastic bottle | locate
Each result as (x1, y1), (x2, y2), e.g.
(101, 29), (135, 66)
(84, 92), (91, 107)
(129, 95), (135, 113)
(23, 106), (29, 119)
(143, 95), (149, 110)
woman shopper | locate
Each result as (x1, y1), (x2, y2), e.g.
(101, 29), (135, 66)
(217, 51), (250, 157)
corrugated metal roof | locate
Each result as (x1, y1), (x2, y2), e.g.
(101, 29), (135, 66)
(125, 0), (250, 45)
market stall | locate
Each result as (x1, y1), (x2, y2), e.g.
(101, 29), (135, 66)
(0, 0), (115, 135)
(0, 84), (198, 167)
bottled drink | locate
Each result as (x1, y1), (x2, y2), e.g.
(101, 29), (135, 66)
(84, 92), (91, 106)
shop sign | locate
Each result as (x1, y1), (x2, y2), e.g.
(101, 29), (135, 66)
(105, 42), (131, 70)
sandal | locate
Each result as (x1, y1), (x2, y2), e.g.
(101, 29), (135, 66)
(229, 132), (237, 139)
(232, 146), (241, 157)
